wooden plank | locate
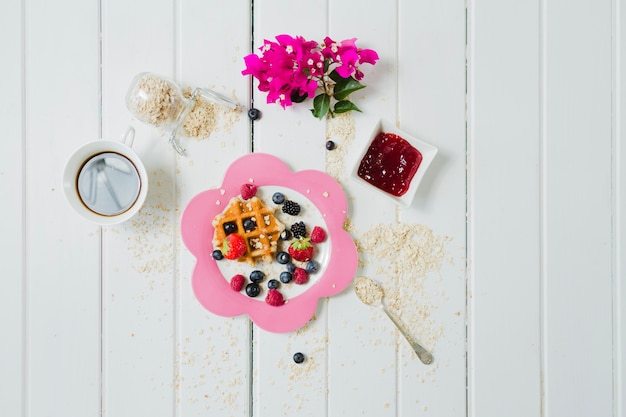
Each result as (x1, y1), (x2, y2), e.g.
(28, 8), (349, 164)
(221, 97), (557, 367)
(617, 1), (626, 414)
(251, 1), (331, 416)
(100, 1), (177, 415)
(176, 0), (252, 415)
(467, 0), (542, 416)
(397, 0), (467, 415)
(325, 1), (402, 416)
(543, 0), (613, 415)
(24, 0), (102, 415)
(0, 0), (24, 415)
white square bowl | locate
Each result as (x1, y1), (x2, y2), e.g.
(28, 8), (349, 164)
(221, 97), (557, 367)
(349, 118), (438, 207)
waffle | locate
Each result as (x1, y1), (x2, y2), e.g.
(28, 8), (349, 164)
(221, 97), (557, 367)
(212, 196), (285, 265)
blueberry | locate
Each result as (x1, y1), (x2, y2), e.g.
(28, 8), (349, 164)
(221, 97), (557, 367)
(276, 251), (291, 264)
(268, 279), (280, 289)
(293, 352), (306, 364)
(243, 217), (257, 232)
(279, 229), (292, 241)
(223, 222), (237, 235)
(279, 271), (292, 283)
(247, 108), (261, 120)
(245, 283), (261, 297)
(305, 260), (319, 274)
(325, 140), (336, 150)
(285, 262), (296, 273)
(272, 192), (285, 204)
(250, 270), (265, 283)
(212, 249), (223, 260)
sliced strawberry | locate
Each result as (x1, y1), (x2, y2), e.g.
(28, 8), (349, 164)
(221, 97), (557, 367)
(310, 226), (326, 243)
(288, 238), (314, 262)
(240, 183), (257, 200)
(222, 234), (247, 260)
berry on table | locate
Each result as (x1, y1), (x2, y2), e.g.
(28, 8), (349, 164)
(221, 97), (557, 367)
(212, 249), (224, 260)
(272, 192), (285, 204)
(282, 200), (301, 216)
(293, 352), (306, 363)
(247, 108), (261, 120)
(245, 282), (261, 297)
(230, 274), (245, 291)
(325, 140), (335, 150)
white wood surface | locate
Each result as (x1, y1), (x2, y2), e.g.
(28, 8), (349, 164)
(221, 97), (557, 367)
(0, 0), (623, 416)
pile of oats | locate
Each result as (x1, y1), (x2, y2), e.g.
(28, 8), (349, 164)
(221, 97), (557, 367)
(128, 73), (182, 126)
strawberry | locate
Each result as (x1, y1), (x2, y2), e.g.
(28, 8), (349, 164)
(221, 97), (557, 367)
(230, 274), (245, 291)
(293, 267), (309, 285)
(310, 226), (326, 243)
(288, 238), (314, 262)
(240, 183), (257, 200)
(222, 234), (247, 260)
(265, 289), (285, 306)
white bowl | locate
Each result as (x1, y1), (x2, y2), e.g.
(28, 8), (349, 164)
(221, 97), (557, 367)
(349, 118), (437, 207)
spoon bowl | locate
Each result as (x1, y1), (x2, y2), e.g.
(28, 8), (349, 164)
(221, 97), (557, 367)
(354, 276), (434, 365)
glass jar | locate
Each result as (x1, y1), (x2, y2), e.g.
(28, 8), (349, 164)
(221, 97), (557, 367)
(126, 72), (239, 155)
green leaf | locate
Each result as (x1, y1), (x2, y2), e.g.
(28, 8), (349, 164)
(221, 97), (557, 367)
(311, 93), (331, 119)
(334, 100), (362, 114)
(332, 73), (366, 101)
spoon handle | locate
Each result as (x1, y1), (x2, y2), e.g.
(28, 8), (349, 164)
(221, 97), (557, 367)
(381, 306), (434, 365)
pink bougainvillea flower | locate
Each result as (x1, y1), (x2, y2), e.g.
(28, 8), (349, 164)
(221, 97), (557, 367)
(180, 153), (358, 333)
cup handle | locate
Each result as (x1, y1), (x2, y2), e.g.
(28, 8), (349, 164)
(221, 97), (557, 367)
(121, 126), (136, 148)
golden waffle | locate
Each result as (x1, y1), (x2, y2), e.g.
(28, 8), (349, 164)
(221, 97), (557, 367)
(212, 196), (285, 265)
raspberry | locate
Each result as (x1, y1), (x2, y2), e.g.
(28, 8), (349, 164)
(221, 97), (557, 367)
(293, 267), (309, 285)
(290, 221), (306, 238)
(240, 183), (257, 200)
(282, 200), (301, 216)
(310, 226), (326, 243)
(230, 274), (245, 291)
(265, 289), (285, 306)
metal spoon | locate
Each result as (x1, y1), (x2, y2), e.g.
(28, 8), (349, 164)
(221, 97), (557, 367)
(354, 276), (434, 365)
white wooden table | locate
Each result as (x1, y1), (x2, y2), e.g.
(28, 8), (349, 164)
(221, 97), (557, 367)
(1, 0), (623, 416)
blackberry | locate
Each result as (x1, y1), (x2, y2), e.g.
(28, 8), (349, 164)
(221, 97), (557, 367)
(245, 283), (261, 297)
(282, 200), (301, 216)
(290, 221), (306, 238)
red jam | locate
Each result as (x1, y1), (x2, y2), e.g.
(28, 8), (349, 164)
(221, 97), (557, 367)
(357, 132), (422, 197)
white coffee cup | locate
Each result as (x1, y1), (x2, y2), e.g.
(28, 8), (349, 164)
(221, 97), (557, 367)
(63, 127), (148, 225)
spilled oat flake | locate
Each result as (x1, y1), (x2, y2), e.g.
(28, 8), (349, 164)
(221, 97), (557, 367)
(182, 87), (242, 140)
(355, 223), (450, 351)
(325, 113), (356, 182)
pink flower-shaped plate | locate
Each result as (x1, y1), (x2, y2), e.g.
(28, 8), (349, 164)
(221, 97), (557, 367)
(181, 153), (358, 333)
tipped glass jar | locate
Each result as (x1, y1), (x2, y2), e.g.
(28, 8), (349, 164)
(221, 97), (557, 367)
(126, 72), (239, 155)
